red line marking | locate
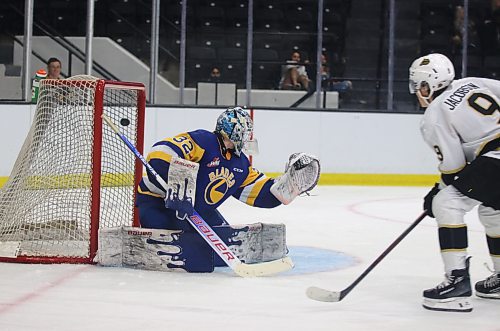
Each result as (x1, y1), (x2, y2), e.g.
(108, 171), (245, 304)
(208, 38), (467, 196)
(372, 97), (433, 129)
(0, 265), (91, 315)
(347, 197), (418, 225)
(346, 196), (484, 233)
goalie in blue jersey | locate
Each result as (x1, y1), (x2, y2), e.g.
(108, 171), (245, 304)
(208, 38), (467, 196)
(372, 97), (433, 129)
(134, 107), (320, 272)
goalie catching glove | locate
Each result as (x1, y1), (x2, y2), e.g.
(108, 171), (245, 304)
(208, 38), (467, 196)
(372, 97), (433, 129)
(271, 153), (320, 205)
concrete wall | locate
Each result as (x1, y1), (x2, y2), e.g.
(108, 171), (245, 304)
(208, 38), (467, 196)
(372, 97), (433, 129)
(0, 64), (22, 99)
(13, 36), (194, 104)
(0, 104), (438, 177)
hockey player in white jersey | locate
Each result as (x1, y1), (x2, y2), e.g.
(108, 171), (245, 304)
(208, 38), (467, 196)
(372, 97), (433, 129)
(409, 53), (500, 312)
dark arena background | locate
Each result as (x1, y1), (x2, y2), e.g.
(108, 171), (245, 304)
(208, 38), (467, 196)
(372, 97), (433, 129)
(0, 1), (499, 330)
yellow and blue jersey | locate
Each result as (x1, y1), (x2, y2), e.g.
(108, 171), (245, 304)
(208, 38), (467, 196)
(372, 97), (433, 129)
(136, 129), (280, 227)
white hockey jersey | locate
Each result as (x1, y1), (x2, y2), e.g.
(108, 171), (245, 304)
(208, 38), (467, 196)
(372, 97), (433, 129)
(420, 77), (500, 176)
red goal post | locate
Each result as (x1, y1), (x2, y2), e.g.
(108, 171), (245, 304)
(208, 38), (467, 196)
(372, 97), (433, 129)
(0, 75), (146, 264)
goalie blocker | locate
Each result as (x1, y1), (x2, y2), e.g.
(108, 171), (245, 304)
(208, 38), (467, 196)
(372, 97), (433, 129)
(96, 222), (288, 273)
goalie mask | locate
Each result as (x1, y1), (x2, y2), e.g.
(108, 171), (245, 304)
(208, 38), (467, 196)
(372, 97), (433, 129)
(409, 53), (455, 107)
(215, 107), (258, 156)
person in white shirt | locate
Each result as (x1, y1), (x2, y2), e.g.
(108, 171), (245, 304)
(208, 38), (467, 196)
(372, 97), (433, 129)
(279, 51), (310, 91)
(409, 53), (500, 312)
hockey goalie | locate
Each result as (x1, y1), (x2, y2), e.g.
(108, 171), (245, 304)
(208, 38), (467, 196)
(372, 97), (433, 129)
(97, 107), (320, 273)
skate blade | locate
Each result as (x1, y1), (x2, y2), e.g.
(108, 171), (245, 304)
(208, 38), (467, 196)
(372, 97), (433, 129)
(476, 292), (500, 300)
(422, 297), (473, 312)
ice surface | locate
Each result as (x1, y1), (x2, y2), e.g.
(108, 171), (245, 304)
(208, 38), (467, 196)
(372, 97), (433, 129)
(0, 186), (498, 331)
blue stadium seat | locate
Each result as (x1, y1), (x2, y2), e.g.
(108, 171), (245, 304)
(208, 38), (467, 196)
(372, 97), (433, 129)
(225, 34), (247, 49)
(286, 7), (315, 32)
(253, 48), (279, 62)
(217, 47), (246, 62)
(226, 7), (248, 30)
(254, 8), (285, 32)
(252, 63), (281, 89)
(221, 63), (246, 87)
(195, 6), (225, 31)
(187, 46), (217, 61)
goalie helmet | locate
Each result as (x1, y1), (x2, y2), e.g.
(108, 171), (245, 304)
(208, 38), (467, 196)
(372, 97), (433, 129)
(409, 53), (455, 105)
(215, 107), (255, 156)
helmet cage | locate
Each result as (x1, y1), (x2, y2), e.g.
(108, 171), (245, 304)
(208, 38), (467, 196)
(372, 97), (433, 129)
(216, 107), (254, 156)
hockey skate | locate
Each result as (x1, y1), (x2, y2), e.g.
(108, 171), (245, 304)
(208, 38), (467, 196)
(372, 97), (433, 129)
(475, 272), (500, 299)
(422, 257), (473, 312)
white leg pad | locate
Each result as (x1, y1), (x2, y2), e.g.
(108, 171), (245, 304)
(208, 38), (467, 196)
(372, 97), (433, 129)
(95, 227), (187, 271)
(95, 223), (288, 271)
(221, 222), (288, 264)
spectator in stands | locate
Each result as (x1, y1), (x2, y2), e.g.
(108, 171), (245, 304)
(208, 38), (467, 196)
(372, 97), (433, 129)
(320, 53), (352, 93)
(279, 51), (310, 91)
(47, 57), (62, 79)
(451, 6), (481, 56)
(208, 66), (221, 83)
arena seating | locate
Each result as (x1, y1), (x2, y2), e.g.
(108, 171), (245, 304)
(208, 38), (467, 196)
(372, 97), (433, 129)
(0, 0), (497, 110)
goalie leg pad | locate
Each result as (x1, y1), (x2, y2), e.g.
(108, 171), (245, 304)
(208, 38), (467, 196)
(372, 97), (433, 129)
(96, 226), (214, 273)
(213, 222), (288, 266)
(96, 222), (288, 272)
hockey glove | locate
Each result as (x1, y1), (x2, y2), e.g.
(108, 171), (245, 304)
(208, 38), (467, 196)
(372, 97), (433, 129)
(423, 183), (440, 218)
(164, 186), (194, 220)
(270, 153), (320, 205)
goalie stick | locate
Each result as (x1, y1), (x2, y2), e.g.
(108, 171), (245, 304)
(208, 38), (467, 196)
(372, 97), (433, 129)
(306, 211), (427, 302)
(102, 114), (293, 277)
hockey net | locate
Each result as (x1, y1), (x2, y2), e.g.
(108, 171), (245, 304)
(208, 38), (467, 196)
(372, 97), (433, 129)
(0, 75), (146, 263)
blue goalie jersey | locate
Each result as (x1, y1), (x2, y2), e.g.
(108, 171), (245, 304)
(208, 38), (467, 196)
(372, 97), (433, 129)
(136, 129), (281, 229)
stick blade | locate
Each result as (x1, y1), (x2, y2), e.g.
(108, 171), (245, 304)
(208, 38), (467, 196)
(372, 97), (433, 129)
(234, 256), (294, 277)
(306, 286), (341, 302)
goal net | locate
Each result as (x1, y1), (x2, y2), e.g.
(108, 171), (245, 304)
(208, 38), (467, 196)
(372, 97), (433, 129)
(0, 75), (146, 263)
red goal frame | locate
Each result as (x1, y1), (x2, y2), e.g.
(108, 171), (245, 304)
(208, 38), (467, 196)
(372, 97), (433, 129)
(0, 79), (146, 264)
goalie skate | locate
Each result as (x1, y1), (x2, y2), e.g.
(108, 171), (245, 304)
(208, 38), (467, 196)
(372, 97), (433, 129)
(422, 258), (473, 312)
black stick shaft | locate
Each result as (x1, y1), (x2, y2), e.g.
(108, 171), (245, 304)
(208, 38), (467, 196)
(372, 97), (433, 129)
(339, 211), (428, 300)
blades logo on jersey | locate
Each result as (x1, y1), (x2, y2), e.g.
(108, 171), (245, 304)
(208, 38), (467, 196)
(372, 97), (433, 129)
(205, 167), (236, 205)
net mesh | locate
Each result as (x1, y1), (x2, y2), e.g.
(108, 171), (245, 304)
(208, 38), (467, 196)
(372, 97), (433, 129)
(0, 75), (143, 261)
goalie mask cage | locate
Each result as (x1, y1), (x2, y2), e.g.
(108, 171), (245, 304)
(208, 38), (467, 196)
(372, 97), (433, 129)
(0, 75), (146, 264)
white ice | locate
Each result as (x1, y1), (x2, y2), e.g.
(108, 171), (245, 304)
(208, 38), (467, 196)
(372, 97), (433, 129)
(0, 186), (498, 331)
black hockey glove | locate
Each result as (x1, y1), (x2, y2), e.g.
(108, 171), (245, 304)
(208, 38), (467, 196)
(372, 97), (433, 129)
(423, 183), (440, 218)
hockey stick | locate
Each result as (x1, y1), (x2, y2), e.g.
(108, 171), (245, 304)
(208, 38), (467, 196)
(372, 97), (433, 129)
(306, 211), (427, 302)
(102, 114), (293, 277)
